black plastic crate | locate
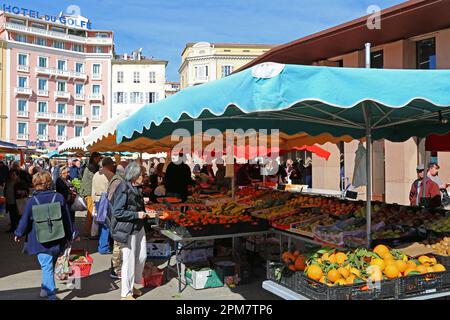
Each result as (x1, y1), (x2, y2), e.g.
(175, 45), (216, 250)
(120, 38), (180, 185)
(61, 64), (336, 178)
(173, 224), (213, 237)
(266, 261), (296, 291)
(295, 274), (400, 300)
(399, 271), (450, 298)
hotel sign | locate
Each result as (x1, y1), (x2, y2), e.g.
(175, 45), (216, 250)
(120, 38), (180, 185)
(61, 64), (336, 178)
(2, 4), (92, 29)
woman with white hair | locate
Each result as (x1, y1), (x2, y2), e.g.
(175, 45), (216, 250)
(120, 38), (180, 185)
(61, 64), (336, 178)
(110, 162), (148, 300)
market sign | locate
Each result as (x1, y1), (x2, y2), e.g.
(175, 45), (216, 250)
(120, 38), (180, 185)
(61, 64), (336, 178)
(2, 4), (92, 29)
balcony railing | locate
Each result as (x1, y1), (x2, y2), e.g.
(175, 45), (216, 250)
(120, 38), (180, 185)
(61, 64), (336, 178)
(17, 110), (28, 117)
(35, 67), (87, 80)
(37, 89), (49, 97)
(37, 134), (48, 141)
(35, 112), (53, 120)
(54, 113), (72, 121)
(91, 114), (101, 121)
(17, 65), (29, 73)
(56, 136), (67, 142)
(17, 133), (29, 140)
(73, 114), (88, 122)
(88, 93), (102, 101)
(75, 93), (85, 101)
(91, 73), (101, 80)
(15, 87), (32, 96)
(54, 91), (70, 100)
(4, 22), (113, 45)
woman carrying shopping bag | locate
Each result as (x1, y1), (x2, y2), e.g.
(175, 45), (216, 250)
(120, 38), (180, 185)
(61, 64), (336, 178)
(14, 171), (77, 300)
(110, 162), (149, 300)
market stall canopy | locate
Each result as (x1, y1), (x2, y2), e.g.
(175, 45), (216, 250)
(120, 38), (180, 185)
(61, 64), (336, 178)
(117, 63), (450, 145)
(278, 145), (331, 160)
(425, 133), (450, 152)
(58, 136), (86, 154)
(0, 140), (20, 154)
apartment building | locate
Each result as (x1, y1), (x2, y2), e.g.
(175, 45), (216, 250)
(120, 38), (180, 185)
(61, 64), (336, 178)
(179, 42), (276, 89)
(0, 9), (113, 151)
(111, 50), (167, 117)
(165, 81), (180, 98)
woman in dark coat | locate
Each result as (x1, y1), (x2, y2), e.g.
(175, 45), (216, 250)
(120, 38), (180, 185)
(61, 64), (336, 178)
(111, 162), (148, 300)
(14, 171), (76, 300)
(56, 166), (76, 223)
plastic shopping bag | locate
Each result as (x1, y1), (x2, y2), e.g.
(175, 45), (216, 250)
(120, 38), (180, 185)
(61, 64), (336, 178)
(55, 246), (72, 281)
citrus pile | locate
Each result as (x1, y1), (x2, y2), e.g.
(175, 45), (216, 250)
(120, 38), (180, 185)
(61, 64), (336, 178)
(304, 244), (446, 287)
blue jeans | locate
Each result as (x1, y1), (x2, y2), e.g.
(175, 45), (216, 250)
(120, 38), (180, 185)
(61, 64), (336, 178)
(95, 201), (110, 254)
(37, 253), (57, 299)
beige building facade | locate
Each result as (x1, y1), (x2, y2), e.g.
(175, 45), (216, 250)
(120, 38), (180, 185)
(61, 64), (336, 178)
(0, 40), (6, 140)
(179, 42), (275, 89)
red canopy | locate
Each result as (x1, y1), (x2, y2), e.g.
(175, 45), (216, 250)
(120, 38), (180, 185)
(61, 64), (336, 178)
(425, 133), (450, 151)
(280, 145), (331, 160)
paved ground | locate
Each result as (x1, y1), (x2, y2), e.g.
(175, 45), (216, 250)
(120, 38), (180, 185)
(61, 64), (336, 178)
(0, 212), (279, 300)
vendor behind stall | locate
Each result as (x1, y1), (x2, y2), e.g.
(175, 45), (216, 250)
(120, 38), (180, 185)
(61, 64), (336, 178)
(165, 153), (194, 202)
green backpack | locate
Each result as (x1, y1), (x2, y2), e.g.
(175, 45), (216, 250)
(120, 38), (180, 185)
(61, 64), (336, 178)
(32, 193), (66, 244)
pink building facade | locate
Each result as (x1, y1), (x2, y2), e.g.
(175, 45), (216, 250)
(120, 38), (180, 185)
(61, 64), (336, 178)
(0, 11), (113, 151)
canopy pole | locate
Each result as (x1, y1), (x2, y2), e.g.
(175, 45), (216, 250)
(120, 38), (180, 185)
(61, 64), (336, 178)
(365, 42), (372, 249)
(232, 175), (236, 200)
(422, 151), (430, 205)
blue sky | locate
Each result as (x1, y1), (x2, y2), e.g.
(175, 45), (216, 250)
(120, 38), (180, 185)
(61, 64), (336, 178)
(5, 0), (404, 81)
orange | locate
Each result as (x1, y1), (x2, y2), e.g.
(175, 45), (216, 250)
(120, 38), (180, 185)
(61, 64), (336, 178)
(338, 267), (350, 279)
(288, 264), (296, 272)
(327, 269), (341, 283)
(432, 264), (446, 272)
(334, 279), (347, 286)
(430, 257), (437, 265)
(382, 252), (394, 262)
(370, 258), (386, 271)
(418, 256), (431, 265)
(335, 252), (348, 265)
(416, 265), (427, 274)
(350, 267), (361, 277)
(384, 264), (400, 279)
(307, 265), (323, 281)
(373, 244), (390, 258)
(395, 260), (407, 274)
(319, 276), (327, 284)
(407, 260), (417, 269)
(328, 253), (337, 264)
(404, 268), (417, 276)
(294, 256), (306, 271)
(293, 250), (301, 258)
(321, 252), (330, 261)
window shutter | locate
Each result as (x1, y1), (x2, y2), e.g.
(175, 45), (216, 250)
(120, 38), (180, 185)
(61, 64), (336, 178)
(124, 92), (128, 104)
(140, 92), (144, 104)
(155, 92), (159, 102)
(113, 92), (117, 103)
(145, 92), (149, 103)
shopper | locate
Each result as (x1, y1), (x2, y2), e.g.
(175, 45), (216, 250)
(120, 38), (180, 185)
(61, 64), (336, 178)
(14, 171), (76, 300)
(50, 160), (60, 189)
(69, 159), (81, 180)
(236, 163), (252, 187)
(0, 161), (9, 186)
(56, 166), (77, 223)
(427, 162), (450, 193)
(107, 169), (125, 279)
(80, 152), (102, 235)
(92, 157), (116, 254)
(150, 163), (165, 201)
(110, 162), (148, 300)
(165, 153), (194, 202)
(4, 169), (29, 232)
(410, 164), (442, 208)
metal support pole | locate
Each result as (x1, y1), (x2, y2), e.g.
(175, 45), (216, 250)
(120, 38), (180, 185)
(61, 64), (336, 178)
(366, 120), (372, 248)
(365, 42), (372, 249)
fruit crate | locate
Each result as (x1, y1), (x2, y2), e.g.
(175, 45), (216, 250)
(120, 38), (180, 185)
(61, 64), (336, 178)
(295, 274), (400, 300)
(398, 270), (450, 298)
(266, 261), (296, 291)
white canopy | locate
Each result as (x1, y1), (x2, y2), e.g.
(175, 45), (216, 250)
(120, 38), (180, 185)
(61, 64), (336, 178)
(58, 136), (86, 153)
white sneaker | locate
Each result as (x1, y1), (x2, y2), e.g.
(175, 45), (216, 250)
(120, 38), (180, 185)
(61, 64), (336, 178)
(39, 289), (48, 298)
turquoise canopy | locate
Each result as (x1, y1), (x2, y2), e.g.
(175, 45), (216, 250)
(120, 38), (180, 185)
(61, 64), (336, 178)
(116, 63), (450, 248)
(117, 63), (450, 144)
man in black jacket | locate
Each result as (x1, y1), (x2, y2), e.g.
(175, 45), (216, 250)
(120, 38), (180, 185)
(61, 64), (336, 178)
(164, 153), (194, 202)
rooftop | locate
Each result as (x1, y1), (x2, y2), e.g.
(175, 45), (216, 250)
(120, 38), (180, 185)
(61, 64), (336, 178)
(181, 42), (277, 56)
(237, 0), (450, 71)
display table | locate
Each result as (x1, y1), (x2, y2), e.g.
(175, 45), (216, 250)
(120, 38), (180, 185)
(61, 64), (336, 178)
(151, 225), (271, 293)
(263, 280), (450, 300)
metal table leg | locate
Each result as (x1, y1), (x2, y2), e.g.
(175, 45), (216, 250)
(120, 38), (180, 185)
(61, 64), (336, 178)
(175, 240), (182, 293)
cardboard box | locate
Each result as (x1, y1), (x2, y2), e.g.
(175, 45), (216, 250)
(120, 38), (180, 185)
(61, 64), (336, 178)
(177, 240), (214, 250)
(180, 248), (214, 263)
(185, 266), (224, 290)
(147, 240), (171, 259)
